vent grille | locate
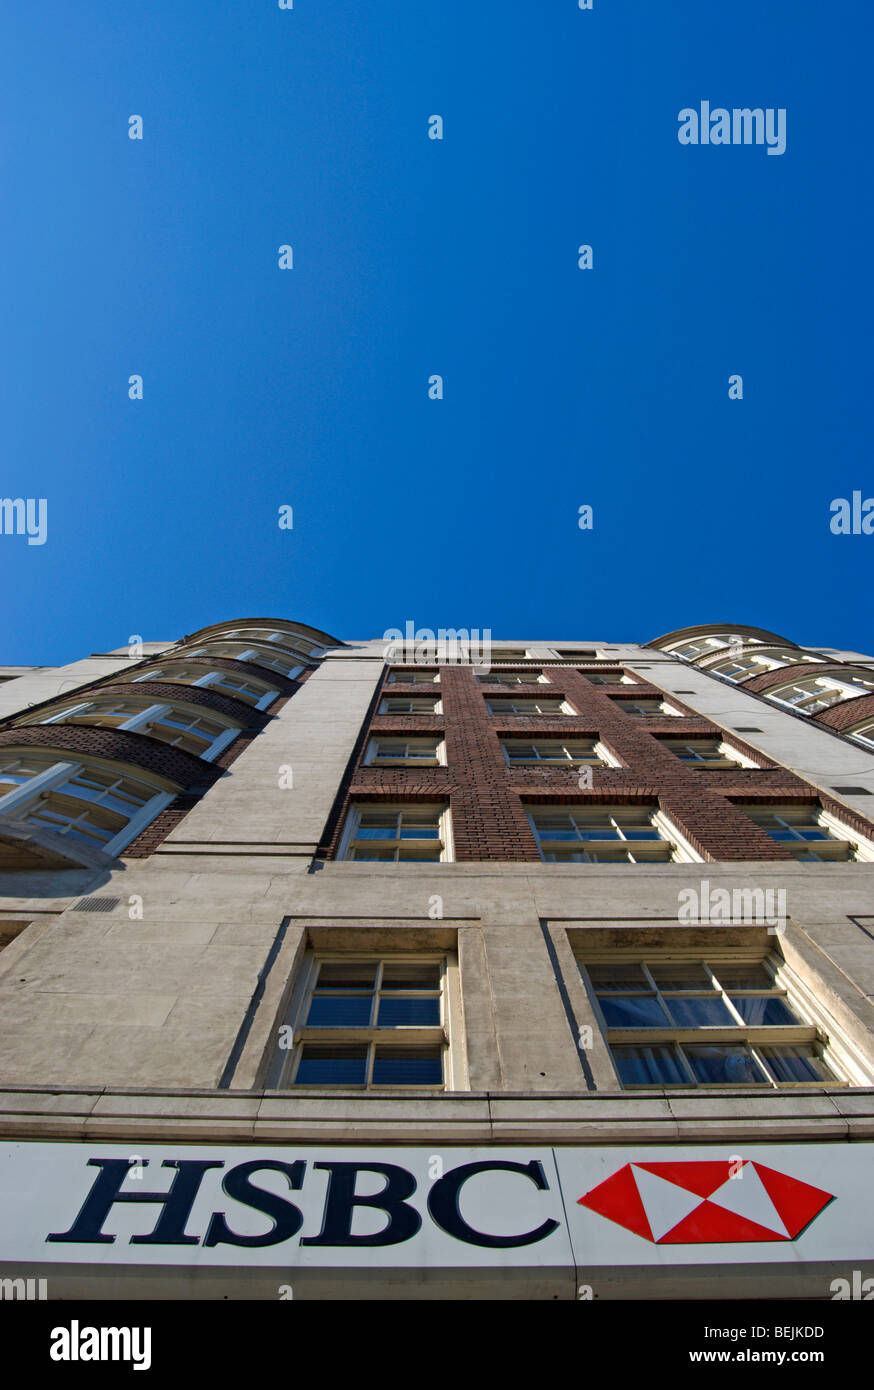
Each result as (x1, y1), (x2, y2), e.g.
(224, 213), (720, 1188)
(74, 897), (121, 913)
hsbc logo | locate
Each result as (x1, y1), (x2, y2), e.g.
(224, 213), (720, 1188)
(578, 1160), (834, 1245)
(46, 1155), (561, 1252)
(0, 1141), (865, 1291)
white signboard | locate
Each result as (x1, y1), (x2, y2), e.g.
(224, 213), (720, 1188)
(0, 1141), (871, 1298)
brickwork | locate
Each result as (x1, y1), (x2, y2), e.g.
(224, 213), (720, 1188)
(815, 694), (874, 733)
(320, 665), (854, 863)
(742, 662), (873, 695)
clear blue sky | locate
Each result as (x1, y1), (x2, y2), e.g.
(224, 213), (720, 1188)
(1, 1), (871, 664)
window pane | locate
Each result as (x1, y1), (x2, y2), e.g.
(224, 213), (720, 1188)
(585, 963), (648, 990)
(648, 964), (712, 989)
(316, 963), (377, 988)
(731, 995), (799, 1025)
(684, 1045), (766, 1085)
(295, 1046), (368, 1085)
(712, 962), (772, 989)
(371, 1048), (442, 1085)
(760, 1046), (833, 1083)
(599, 995), (669, 1027)
(306, 996), (373, 1027)
(666, 995), (735, 1027)
(613, 1045), (688, 1086)
(381, 963), (441, 989)
(377, 997), (441, 1026)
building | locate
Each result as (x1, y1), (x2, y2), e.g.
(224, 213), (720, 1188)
(0, 618), (873, 1300)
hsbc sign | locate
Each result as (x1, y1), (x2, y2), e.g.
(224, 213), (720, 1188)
(1, 1142), (872, 1297)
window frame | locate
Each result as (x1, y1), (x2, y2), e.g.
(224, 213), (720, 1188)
(266, 949), (464, 1090)
(526, 802), (699, 864)
(485, 695), (575, 716)
(338, 801), (454, 862)
(577, 950), (865, 1088)
(0, 755), (176, 856)
(363, 736), (446, 767)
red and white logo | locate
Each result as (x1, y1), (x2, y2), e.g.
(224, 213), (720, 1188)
(578, 1160), (833, 1244)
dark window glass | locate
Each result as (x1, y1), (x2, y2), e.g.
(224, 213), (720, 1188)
(371, 1049), (442, 1085)
(613, 1045), (688, 1086)
(598, 996), (669, 1028)
(666, 996), (735, 1027)
(730, 996), (798, 1026)
(295, 1046), (368, 1085)
(306, 996), (373, 1027)
(377, 997), (440, 1026)
(685, 1045), (766, 1085)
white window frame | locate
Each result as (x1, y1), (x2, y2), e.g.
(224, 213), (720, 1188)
(0, 757), (176, 856)
(364, 736), (446, 767)
(527, 803), (698, 864)
(182, 643), (306, 680)
(769, 675), (874, 715)
(477, 671), (549, 686)
(128, 665), (277, 709)
(486, 696), (575, 715)
(848, 718), (874, 751)
(378, 695), (443, 715)
(577, 950), (867, 1088)
(659, 738), (760, 770)
(31, 698), (240, 762)
(386, 669), (440, 685)
(266, 950), (464, 1090)
(614, 699), (683, 717)
(742, 803), (874, 862)
(501, 738), (619, 767)
(338, 802), (454, 862)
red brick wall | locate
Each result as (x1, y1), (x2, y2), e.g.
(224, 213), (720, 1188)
(319, 666), (844, 862)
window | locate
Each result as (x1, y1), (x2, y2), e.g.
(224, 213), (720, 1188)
(658, 738), (755, 770)
(667, 635), (755, 662)
(708, 656), (778, 680)
(501, 738), (612, 766)
(22, 697), (241, 761)
(339, 803), (452, 861)
(364, 737), (444, 766)
(477, 670), (547, 685)
(613, 699), (682, 717)
(125, 664), (278, 708)
(741, 803), (874, 862)
(769, 676), (874, 714)
(378, 695), (442, 714)
(528, 803), (689, 863)
(386, 669), (440, 684)
(0, 755), (176, 856)
(578, 955), (851, 1088)
(182, 642), (306, 680)
(848, 718), (874, 751)
(552, 650), (598, 660)
(585, 672), (636, 685)
(220, 628), (321, 661)
(267, 954), (458, 1090)
(486, 696), (574, 715)
(707, 650), (824, 682)
(489, 649), (531, 660)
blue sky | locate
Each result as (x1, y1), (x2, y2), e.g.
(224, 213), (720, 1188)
(1, 1), (871, 664)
